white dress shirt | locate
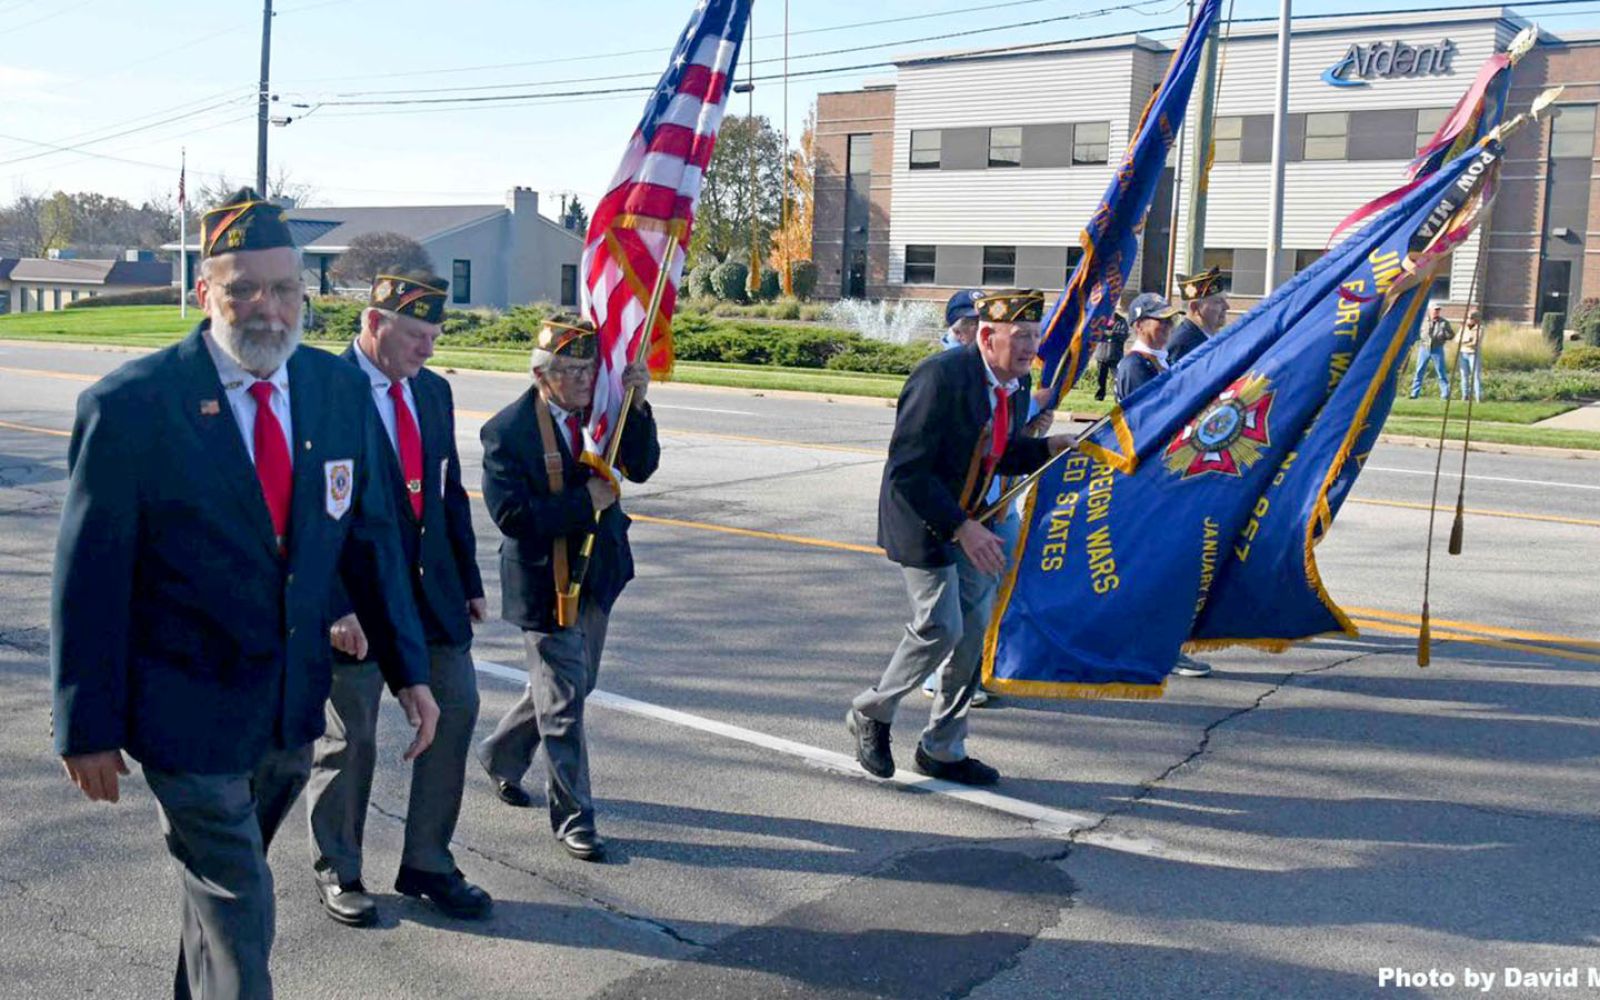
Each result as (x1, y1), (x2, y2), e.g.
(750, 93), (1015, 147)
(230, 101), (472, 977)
(204, 329), (293, 468)
(351, 337), (415, 457)
(547, 400), (590, 456)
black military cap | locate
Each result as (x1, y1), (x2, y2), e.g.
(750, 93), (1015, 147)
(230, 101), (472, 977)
(371, 271), (448, 324)
(974, 288), (1045, 324)
(533, 314), (598, 364)
(1177, 266), (1228, 301)
(200, 187), (296, 259)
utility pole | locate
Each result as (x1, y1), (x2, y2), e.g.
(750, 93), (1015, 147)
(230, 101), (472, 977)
(1182, 15), (1220, 277)
(256, 0), (274, 197)
(1264, 0), (1292, 293)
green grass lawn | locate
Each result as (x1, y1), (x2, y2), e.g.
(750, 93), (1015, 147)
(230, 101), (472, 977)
(5, 305), (1596, 450)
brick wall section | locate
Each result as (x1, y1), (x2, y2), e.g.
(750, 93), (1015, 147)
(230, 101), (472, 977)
(812, 87), (895, 299)
(1487, 40), (1600, 324)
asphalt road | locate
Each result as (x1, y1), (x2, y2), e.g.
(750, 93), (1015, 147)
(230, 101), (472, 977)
(2, 340), (1598, 1000)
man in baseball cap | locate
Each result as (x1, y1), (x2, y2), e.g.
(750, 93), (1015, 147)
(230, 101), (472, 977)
(940, 289), (982, 349)
(1115, 292), (1181, 402)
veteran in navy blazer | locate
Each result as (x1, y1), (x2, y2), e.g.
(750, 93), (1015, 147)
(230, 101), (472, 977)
(50, 189), (436, 1000)
(850, 289), (1075, 788)
(305, 272), (493, 927)
(477, 315), (658, 863)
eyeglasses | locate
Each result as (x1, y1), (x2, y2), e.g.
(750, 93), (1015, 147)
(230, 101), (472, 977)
(547, 363), (596, 380)
(220, 279), (304, 303)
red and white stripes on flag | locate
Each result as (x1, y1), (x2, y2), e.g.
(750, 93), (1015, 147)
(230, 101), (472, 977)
(580, 0), (751, 451)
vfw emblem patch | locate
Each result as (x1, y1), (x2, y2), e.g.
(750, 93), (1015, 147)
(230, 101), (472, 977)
(1164, 373), (1276, 480)
(325, 459), (355, 518)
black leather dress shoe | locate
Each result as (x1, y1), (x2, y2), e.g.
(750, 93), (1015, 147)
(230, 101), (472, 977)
(913, 745), (1000, 786)
(559, 830), (607, 862)
(316, 878), (377, 927)
(846, 708), (895, 778)
(394, 866), (493, 919)
(493, 779), (532, 808)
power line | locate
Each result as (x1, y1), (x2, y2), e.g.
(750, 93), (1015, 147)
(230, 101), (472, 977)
(0, 96), (256, 168)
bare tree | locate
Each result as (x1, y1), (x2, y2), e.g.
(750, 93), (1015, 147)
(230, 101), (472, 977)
(330, 232), (433, 288)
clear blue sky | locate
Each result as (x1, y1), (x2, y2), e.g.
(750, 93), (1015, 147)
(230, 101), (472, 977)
(1, 0), (1593, 213)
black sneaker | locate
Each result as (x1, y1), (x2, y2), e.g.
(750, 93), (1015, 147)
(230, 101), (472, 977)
(913, 745), (1000, 786)
(846, 708), (895, 778)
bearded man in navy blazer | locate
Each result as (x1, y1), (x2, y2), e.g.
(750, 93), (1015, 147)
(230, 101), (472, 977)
(51, 188), (438, 1000)
(304, 271), (492, 926)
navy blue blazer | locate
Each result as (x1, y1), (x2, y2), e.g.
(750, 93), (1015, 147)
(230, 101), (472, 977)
(877, 345), (1051, 569)
(1115, 352), (1166, 403)
(1166, 317), (1208, 366)
(331, 347), (484, 648)
(480, 388), (659, 632)
(51, 325), (431, 774)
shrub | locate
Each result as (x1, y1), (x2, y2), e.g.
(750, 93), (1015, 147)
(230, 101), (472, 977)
(687, 262), (717, 299)
(789, 260), (819, 300)
(66, 286), (179, 308)
(308, 297), (363, 339)
(1541, 311), (1567, 354)
(711, 261), (749, 302)
(825, 340), (938, 375)
(758, 267), (782, 302)
(1478, 368), (1600, 401)
(772, 298), (801, 320)
(1555, 345), (1600, 372)
(1576, 297), (1600, 347)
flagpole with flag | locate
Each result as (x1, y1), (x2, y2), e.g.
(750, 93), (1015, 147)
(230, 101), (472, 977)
(178, 149), (187, 320)
(563, 0), (753, 622)
(1032, 0), (1222, 409)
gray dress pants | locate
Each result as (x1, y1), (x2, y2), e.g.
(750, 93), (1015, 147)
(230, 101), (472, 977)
(478, 601), (609, 838)
(852, 544), (1004, 763)
(306, 640), (480, 882)
(143, 742), (313, 1000)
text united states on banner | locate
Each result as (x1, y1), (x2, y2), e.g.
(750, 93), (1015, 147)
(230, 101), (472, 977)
(581, 0), (752, 450)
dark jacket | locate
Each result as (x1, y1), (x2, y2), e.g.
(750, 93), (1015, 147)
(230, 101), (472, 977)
(1166, 317), (1209, 365)
(877, 345), (1052, 569)
(51, 325), (430, 774)
(330, 346), (483, 648)
(1091, 314), (1129, 365)
(1422, 315), (1456, 348)
(480, 388), (660, 632)
(1115, 351), (1166, 403)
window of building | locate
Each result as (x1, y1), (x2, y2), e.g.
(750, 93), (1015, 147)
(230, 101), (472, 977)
(988, 126), (1023, 168)
(982, 246), (1016, 286)
(1550, 104), (1597, 159)
(848, 133), (874, 175)
(560, 264), (578, 307)
(1303, 112), (1348, 161)
(52, 288), (61, 310)
(1213, 116), (1243, 163)
(909, 129), (941, 169)
(904, 245), (937, 285)
(1415, 107), (1450, 154)
(1432, 272), (1452, 302)
(452, 260), (471, 304)
(1064, 246), (1085, 284)
(70, 290), (81, 302)
(1294, 249), (1323, 274)
(1201, 249), (1235, 292)
(1073, 121), (1110, 164)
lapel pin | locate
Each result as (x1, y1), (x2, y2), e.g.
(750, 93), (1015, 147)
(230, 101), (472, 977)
(199, 399), (221, 416)
(304, 440), (313, 451)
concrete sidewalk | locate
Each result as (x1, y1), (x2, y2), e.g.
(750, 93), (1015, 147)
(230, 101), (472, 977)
(1534, 400), (1600, 431)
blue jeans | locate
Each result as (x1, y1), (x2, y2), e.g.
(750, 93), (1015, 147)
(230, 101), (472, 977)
(1409, 344), (1449, 399)
(1458, 351), (1481, 402)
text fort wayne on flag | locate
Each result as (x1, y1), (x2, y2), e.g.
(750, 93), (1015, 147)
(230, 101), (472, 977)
(984, 134), (1509, 701)
(580, 0), (752, 451)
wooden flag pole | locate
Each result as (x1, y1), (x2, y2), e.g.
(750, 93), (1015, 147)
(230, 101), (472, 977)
(559, 229), (678, 625)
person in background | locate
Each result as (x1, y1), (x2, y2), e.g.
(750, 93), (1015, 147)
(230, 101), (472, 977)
(940, 288), (981, 349)
(1458, 308), (1483, 403)
(1090, 291), (1134, 401)
(1409, 302), (1455, 400)
(1166, 267), (1230, 366)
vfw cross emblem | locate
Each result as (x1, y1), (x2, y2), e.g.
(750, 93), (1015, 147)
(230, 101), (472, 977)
(1164, 373), (1276, 480)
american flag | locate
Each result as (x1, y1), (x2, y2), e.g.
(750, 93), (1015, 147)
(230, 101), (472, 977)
(581, 0), (752, 449)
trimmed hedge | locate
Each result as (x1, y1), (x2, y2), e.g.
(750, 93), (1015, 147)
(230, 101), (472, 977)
(1554, 345), (1600, 372)
(789, 260), (818, 301)
(66, 286), (179, 308)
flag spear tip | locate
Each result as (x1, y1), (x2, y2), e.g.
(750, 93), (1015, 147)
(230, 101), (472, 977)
(1507, 25), (1539, 63)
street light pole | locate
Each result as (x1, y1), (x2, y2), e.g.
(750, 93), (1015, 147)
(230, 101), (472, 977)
(256, 0), (274, 197)
(1264, 0), (1292, 292)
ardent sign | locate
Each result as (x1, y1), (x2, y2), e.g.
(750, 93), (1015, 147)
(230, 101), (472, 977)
(1322, 39), (1457, 88)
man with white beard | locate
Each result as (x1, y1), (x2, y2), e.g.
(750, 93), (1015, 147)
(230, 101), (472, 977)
(51, 187), (438, 999)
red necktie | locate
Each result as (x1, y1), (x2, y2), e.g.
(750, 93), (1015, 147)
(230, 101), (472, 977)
(247, 381), (292, 551)
(566, 412), (583, 457)
(987, 386), (1011, 471)
(389, 382), (424, 519)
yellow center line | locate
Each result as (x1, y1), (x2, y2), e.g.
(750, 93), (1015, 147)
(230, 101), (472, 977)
(0, 364), (99, 383)
(1348, 606), (1600, 648)
(1348, 496), (1600, 529)
(658, 428), (886, 456)
(0, 418), (69, 437)
(1349, 618), (1600, 665)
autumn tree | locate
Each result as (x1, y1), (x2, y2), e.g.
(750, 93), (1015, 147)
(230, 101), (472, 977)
(769, 107), (816, 296)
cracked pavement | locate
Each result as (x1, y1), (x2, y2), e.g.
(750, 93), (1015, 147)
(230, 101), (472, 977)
(3, 344), (1599, 998)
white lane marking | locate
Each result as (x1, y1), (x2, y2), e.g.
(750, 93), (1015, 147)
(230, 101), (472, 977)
(473, 658), (1242, 868)
(1366, 466), (1600, 492)
(650, 403), (757, 416)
